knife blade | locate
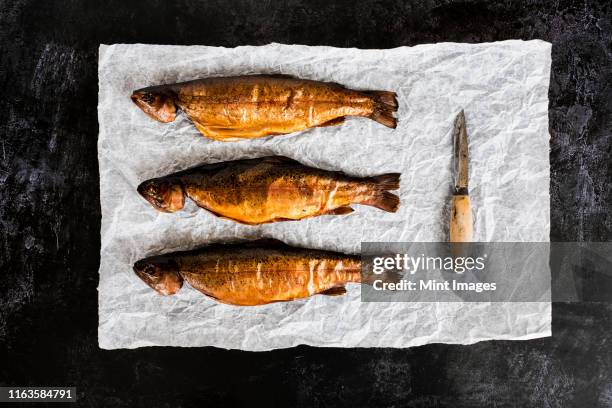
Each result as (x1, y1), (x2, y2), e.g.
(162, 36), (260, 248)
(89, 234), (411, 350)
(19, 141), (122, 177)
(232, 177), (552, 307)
(453, 109), (469, 194)
(450, 110), (473, 242)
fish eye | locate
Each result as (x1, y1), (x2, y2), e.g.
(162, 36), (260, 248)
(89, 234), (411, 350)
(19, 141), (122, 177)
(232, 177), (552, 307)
(142, 264), (158, 277)
(148, 186), (164, 201)
(141, 92), (154, 103)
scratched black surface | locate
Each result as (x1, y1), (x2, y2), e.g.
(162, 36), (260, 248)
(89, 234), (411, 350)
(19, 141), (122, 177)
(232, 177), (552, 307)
(1, 1), (611, 407)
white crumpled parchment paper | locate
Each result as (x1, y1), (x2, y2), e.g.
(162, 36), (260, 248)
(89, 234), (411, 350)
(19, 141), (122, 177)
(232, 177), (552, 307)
(98, 41), (551, 350)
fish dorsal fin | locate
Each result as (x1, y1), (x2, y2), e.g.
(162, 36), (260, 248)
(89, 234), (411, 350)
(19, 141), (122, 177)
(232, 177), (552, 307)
(261, 155), (301, 165)
(258, 74), (347, 90)
(245, 238), (289, 248)
(260, 73), (299, 80)
(197, 238), (290, 251)
(320, 286), (347, 296)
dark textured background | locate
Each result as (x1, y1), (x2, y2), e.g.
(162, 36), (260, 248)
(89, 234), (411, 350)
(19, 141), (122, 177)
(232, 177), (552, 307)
(1, 0), (611, 406)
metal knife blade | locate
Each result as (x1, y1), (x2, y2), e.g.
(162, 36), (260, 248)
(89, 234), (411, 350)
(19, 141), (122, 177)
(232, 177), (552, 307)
(453, 109), (469, 194)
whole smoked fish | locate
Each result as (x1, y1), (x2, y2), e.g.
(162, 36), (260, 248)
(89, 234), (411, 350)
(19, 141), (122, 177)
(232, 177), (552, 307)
(130, 75), (398, 140)
(137, 156), (400, 224)
(133, 240), (385, 306)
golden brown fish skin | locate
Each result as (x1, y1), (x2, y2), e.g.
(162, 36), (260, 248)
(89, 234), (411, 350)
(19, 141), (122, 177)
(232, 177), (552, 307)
(137, 156), (400, 224)
(132, 240), (362, 306)
(130, 75), (398, 140)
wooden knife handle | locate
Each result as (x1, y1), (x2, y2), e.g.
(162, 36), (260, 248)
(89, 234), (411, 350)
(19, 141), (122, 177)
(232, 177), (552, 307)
(450, 194), (473, 242)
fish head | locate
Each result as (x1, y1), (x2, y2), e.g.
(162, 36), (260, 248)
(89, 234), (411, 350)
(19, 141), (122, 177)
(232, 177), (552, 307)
(133, 256), (183, 295)
(137, 178), (185, 213)
(130, 86), (177, 123)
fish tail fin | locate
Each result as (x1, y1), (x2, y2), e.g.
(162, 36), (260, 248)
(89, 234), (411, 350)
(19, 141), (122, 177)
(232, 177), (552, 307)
(363, 91), (398, 129)
(361, 191), (400, 213)
(370, 172), (401, 191)
(364, 90), (398, 111)
(357, 173), (400, 212)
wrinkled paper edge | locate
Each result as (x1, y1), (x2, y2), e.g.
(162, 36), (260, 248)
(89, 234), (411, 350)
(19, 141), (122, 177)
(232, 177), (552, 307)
(97, 41), (552, 350)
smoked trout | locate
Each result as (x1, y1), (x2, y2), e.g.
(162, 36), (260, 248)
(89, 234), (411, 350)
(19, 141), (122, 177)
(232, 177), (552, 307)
(130, 74), (398, 140)
(137, 156), (401, 224)
(133, 240), (374, 305)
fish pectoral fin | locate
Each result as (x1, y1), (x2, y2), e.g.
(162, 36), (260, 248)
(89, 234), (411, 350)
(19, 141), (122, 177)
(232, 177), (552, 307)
(317, 117), (345, 127)
(191, 120), (282, 141)
(191, 287), (223, 302)
(199, 205), (293, 226)
(324, 206), (354, 215)
(201, 205), (296, 226)
(190, 120), (245, 141)
(191, 121), (215, 138)
(320, 286), (347, 297)
(197, 206), (259, 225)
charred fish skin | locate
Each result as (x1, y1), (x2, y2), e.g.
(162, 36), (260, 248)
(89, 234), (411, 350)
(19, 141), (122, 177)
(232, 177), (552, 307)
(130, 75), (398, 140)
(137, 156), (400, 224)
(132, 240), (362, 306)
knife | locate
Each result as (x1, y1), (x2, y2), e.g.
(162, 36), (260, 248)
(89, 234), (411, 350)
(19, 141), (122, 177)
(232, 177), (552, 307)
(450, 110), (473, 242)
